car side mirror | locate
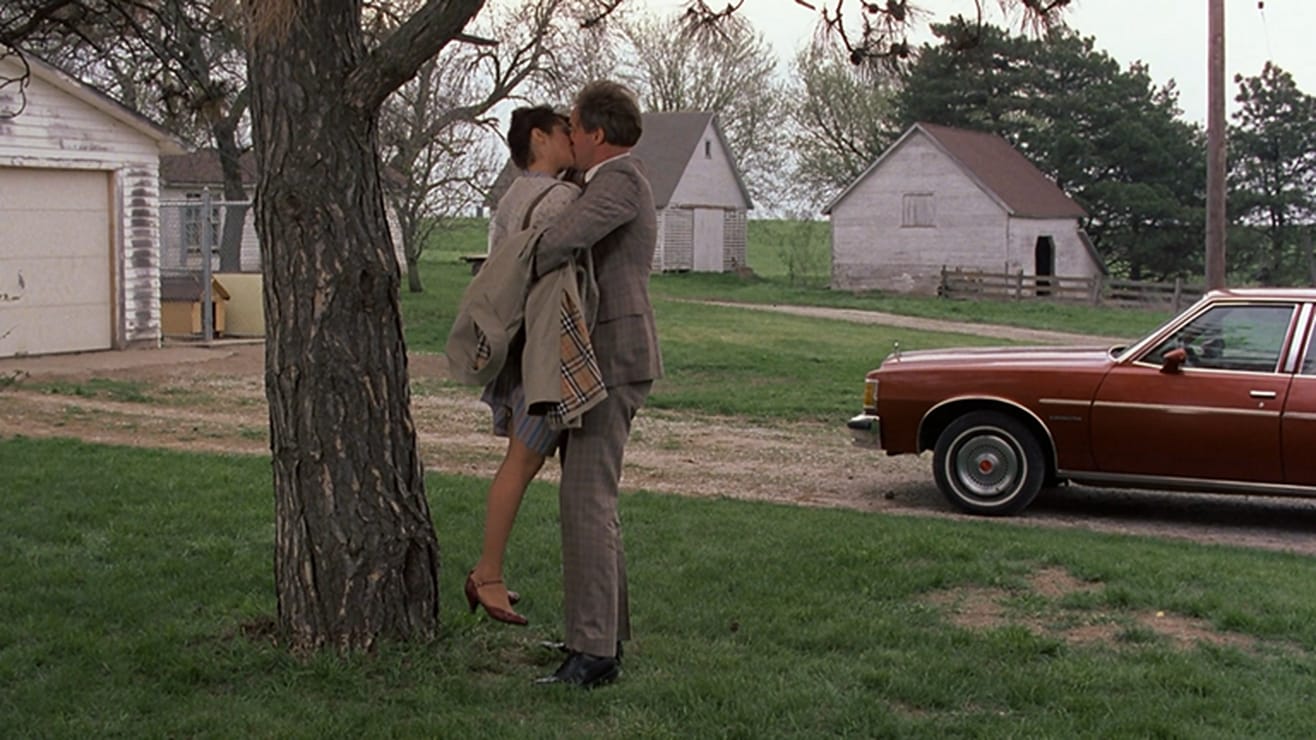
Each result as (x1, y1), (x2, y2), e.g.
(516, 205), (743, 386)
(1160, 347), (1188, 374)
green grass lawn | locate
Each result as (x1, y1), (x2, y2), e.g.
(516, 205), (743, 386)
(404, 221), (1165, 423)
(415, 217), (1169, 342)
(4, 435), (1316, 737)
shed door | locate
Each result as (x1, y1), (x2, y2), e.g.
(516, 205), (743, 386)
(0, 167), (113, 358)
(693, 208), (724, 272)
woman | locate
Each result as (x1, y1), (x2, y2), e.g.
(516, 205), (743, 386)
(465, 106), (579, 626)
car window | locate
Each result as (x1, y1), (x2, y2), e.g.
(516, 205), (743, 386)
(1303, 325), (1316, 375)
(1146, 304), (1294, 373)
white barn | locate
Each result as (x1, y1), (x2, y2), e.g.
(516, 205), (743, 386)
(826, 122), (1103, 295)
(486, 111), (753, 273)
(635, 112), (753, 272)
(0, 54), (183, 358)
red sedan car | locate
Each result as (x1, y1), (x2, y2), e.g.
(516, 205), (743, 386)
(848, 289), (1316, 515)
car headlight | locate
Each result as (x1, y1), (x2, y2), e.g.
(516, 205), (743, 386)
(863, 378), (879, 412)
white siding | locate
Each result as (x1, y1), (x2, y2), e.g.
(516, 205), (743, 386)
(668, 122), (749, 210)
(0, 56), (168, 351)
(657, 208), (693, 271)
(830, 133), (1008, 294)
(723, 209), (747, 270)
(1006, 218), (1101, 279)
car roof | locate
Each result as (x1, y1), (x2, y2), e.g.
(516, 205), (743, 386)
(1204, 288), (1316, 301)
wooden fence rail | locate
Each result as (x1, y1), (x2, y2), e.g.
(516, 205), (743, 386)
(938, 267), (1204, 313)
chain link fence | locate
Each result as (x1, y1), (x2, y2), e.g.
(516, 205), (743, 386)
(159, 192), (257, 340)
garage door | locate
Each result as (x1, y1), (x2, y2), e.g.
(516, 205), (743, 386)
(0, 167), (113, 358)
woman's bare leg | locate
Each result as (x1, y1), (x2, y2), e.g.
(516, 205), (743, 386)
(470, 429), (547, 611)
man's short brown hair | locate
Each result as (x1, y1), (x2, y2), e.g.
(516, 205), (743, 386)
(574, 81), (643, 147)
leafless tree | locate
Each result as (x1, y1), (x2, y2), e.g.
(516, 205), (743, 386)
(621, 12), (787, 205)
(787, 41), (901, 205)
(378, 0), (581, 292)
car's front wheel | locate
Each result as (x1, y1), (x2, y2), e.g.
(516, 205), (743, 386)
(932, 411), (1046, 516)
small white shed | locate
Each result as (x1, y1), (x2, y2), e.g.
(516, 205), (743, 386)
(825, 122), (1104, 295)
(0, 54), (183, 358)
(635, 112), (753, 272)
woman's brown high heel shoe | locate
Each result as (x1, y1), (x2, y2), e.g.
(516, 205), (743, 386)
(464, 571), (528, 626)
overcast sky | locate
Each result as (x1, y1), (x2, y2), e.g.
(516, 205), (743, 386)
(635, 0), (1315, 125)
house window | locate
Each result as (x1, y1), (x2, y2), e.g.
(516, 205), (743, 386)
(182, 192), (221, 255)
(704, 140), (712, 159)
(902, 193), (935, 227)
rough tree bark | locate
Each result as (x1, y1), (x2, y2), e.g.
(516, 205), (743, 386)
(245, 0), (480, 650)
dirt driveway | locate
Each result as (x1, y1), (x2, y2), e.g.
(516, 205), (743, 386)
(4, 307), (1316, 557)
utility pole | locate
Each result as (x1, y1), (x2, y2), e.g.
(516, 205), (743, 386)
(1205, 0), (1227, 289)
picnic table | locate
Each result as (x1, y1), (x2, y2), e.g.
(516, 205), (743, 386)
(460, 254), (488, 275)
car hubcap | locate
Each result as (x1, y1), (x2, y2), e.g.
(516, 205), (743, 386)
(954, 433), (1021, 499)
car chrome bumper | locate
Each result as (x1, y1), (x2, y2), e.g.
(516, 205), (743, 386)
(847, 414), (881, 449)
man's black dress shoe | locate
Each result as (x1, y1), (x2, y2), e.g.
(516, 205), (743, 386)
(539, 640), (624, 662)
(535, 650), (620, 688)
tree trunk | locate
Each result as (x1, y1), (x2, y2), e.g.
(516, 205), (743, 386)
(247, 4), (440, 651)
(214, 119), (248, 273)
(407, 254), (424, 293)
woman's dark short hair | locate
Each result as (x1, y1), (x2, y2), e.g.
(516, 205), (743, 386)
(573, 81), (642, 147)
(507, 105), (568, 170)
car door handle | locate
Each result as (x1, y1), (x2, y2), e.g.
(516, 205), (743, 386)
(1250, 390), (1278, 399)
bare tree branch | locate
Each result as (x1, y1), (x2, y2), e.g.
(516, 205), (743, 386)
(0, 43), (32, 119)
(347, 0), (485, 111)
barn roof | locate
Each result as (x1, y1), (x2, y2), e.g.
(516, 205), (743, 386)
(824, 122), (1086, 219)
(485, 111), (753, 210)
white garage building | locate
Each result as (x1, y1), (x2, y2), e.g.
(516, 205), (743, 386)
(0, 54), (183, 358)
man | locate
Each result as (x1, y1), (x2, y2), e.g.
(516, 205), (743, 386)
(532, 80), (662, 689)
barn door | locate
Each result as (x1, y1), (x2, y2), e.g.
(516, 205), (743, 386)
(693, 208), (724, 272)
(1034, 236), (1055, 296)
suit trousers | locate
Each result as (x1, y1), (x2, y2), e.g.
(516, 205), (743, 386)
(558, 379), (652, 657)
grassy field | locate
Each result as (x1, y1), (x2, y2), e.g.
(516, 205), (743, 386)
(0, 221), (1306, 736)
(418, 217), (1171, 339)
(404, 218), (1166, 422)
(4, 435), (1316, 737)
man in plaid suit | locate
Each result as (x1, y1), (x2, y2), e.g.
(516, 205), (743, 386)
(532, 80), (662, 689)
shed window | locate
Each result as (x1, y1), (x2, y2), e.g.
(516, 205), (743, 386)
(704, 140), (712, 158)
(902, 193), (934, 227)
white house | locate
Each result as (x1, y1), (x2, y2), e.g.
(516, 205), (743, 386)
(825, 122), (1104, 295)
(158, 150), (409, 276)
(158, 150), (410, 337)
(486, 111), (753, 273)
(158, 150), (262, 273)
(0, 54), (184, 358)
